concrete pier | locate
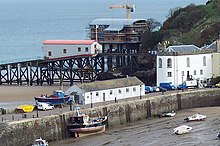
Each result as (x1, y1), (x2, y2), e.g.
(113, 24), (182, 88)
(1, 88), (220, 146)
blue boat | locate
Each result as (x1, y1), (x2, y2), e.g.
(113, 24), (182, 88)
(34, 90), (71, 105)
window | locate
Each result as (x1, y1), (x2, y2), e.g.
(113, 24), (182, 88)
(85, 47), (89, 52)
(181, 71), (184, 76)
(159, 58), (162, 68)
(194, 70), (197, 75)
(110, 90), (113, 95)
(96, 92), (99, 96)
(200, 69), (203, 75)
(63, 49), (67, 53)
(118, 89), (122, 94)
(94, 45), (97, 48)
(78, 47), (81, 52)
(168, 72), (172, 77)
(187, 57), (190, 67)
(203, 56), (206, 66)
(87, 96), (89, 98)
(48, 51), (52, 56)
(133, 87), (136, 92)
(167, 58), (172, 68)
(126, 88), (129, 92)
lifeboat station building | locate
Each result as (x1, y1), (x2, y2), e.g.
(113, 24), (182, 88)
(88, 18), (148, 53)
(65, 77), (145, 105)
(42, 40), (102, 60)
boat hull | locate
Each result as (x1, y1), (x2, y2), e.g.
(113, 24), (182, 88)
(69, 125), (105, 133)
(34, 96), (70, 105)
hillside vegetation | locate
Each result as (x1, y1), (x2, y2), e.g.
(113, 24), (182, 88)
(133, 0), (220, 85)
(159, 0), (220, 47)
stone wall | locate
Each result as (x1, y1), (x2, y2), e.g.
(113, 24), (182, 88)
(1, 89), (220, 146)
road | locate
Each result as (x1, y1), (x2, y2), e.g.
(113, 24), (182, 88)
(0, 88), (208, 122)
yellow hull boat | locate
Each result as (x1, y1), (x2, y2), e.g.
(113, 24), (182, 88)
(17, 105), (35, 113)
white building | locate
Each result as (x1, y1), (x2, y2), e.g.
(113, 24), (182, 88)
(65, 77), (145, 105)
(42, 40), (102, 60)
(157, 45), (213, 87)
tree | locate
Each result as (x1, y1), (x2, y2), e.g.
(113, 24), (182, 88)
(146, 18), (161, 32)
(166, 7), (181, 18)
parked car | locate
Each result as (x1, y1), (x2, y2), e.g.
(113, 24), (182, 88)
(36, 102), (54, 111)
(159, 82), (176, 90)
(159, 86), (167, 92)
(152, 86), (160, 92)
(177, 83), (187, 90)
(145, 86), (154, 93)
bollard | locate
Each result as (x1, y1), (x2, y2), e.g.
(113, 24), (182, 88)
(12, 115), (14, 121)
(2, 117), (3, 122)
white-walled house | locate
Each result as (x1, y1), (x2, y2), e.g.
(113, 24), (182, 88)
(157, 45), (213, 87)
(65, 77), (145, 105)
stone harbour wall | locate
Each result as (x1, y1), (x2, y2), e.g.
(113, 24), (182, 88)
(1, 88), (220, 146)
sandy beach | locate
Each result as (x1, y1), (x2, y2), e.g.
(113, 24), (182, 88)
(0, 85), (71, 103)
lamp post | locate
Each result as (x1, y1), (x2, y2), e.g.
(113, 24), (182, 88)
(140, 85), (142, 99)
(90, 92), (93, 108)
(36, 102), (39, 118)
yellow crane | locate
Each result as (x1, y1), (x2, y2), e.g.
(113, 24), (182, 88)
(110, 0), (135, 19)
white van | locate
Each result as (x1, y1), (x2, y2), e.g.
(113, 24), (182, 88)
(36, 102), (54, 111)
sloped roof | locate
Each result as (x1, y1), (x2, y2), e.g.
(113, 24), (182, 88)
(204, 41), (217, 51)
(75, 77), (144, 92)
(165, 45), (201, 52)
(89, 18), (146, 31)
(43, 40), (96, 45)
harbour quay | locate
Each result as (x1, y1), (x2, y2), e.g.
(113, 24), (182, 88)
(0, 88), (220, 146)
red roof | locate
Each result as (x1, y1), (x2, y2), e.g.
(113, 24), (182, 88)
(43, 40), (96, 45)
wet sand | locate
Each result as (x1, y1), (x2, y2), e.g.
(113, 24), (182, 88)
(50, 107), (220, 146)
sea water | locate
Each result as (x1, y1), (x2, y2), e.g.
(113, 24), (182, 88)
(0, 0), (207, 64)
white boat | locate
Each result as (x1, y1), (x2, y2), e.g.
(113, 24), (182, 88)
(173, 125), (192, 135)
(217, 132), (220, 139)
(161, 111), (176, 117)
(32, 137), (48, 146)
(184, 113), (207, 122)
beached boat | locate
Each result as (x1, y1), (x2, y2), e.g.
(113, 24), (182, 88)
(161, 111), (176, 117)
(32, 137), (48, 146)
(16, 105), (35, 113)
(34, 90), (71, 105)
(68, 109), (107, 137)
(217, 132), (220, 139)
(184, 113), (207, 122)
(173, 125), (192, 135)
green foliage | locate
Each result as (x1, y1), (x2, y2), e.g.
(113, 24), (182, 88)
(156, 1), (220, 47)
